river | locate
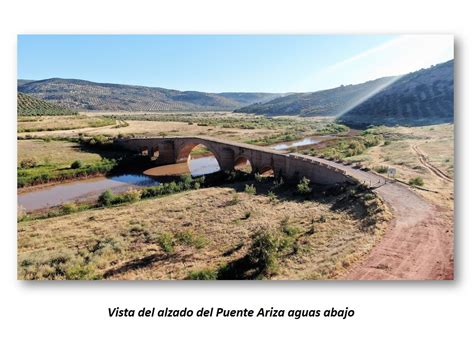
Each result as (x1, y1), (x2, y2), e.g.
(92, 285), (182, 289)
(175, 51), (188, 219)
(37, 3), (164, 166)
(270, 137), (321, 150)
(18, 137), (321, 212)
(18, 156), (221, 212)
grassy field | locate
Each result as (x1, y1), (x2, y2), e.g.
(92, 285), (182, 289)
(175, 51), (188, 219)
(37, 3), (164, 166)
(295, 123), (454, 209)
(17, 112), (346, 144)
(17, 139), (117, 188)
(361, 124), (454, 209)
(18, 115), (116, 133)
(17, 181), (390, 280)
(18, 139), (104, 166)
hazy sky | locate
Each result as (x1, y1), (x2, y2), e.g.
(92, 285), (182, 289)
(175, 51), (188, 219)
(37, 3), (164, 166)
(17, 35), (453, 93)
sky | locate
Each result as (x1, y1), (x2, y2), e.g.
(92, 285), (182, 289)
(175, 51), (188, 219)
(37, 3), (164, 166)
(17, 35), (453, 93)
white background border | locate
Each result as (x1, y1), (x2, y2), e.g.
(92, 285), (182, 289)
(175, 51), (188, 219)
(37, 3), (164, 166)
(1, 1), (471, 353)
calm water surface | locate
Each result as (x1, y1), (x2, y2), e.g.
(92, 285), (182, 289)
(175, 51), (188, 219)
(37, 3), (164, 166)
(18, 156), (220, 212)
(271, 137), (321, 150)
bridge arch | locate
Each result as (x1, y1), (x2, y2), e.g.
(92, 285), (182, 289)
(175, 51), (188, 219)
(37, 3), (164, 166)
(150, 146), (160, 160)
(258, 165), (274, 176)
(234, 155), (253, 173)
(175, 141), (222, 175)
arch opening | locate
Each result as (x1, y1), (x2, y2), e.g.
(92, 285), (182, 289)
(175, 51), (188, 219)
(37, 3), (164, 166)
(150, 146), (160, 160)
(140, 146), (148, 156)
(178, 143), (221, 177)
(234, 156), (253, 174)
(259, 166), (274, 177)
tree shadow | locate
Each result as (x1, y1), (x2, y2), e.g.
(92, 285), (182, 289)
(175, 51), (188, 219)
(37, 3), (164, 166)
(103, 252), (193, 279)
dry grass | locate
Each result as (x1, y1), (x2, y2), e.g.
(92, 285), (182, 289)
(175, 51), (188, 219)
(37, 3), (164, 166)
(17, 185), (390, 280)
(16, 112), (341, 144)
(362, 124), (454, 210)
(18, 139), (103, 166)
(17, 115), (115, 132)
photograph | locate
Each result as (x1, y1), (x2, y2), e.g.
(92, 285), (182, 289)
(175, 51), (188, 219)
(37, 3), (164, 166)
(16, 34), (454, 280)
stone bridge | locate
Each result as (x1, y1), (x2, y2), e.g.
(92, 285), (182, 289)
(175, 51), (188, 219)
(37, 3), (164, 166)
(115, 136), (351, 185)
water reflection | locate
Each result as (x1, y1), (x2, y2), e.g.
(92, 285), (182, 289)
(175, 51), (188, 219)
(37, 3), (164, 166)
(18, 156), (222, 212)
(189, 156), (220, 176)
(271, 137), (320, 151)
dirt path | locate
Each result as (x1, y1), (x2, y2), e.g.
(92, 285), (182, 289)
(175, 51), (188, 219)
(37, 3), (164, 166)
(344, 181), (453, 280)
(305, 156), (453, 280)
(412, 144), (453, 182)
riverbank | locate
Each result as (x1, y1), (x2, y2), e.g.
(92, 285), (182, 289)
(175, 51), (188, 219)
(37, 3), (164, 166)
(18, 178), (389, 280)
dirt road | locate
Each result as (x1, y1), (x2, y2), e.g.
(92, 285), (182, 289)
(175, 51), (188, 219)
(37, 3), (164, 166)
(412, 144), (453, 182)
(305, 156), (454, 280)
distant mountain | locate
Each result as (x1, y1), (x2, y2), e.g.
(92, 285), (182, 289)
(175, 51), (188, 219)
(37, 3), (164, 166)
(17, 79), (36, 86)
(236, 77), (395, 117)
(17, 92), (77, 116)
(17, 78), (280, 112)
(217, 92), (285, 105)
(338, 60), (454, 127)
(236, 60), (454, 127)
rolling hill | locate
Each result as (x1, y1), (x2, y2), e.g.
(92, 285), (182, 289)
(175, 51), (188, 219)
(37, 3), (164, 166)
(237, 60), (454, 127)
(338, 60), (454, 127)
(17, 78), (280, 112)
(17, 92), (78, 116)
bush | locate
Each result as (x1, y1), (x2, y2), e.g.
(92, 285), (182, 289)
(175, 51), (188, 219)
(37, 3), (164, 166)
(71, 160), (83, 169)
(19, 158), (38, 169)
(296, 177), (312, 195)
(244, 184), (256, 195)
(267, 191), (276, 201)
(187, 269), (217, 280)
(409, 176), (424, 186)
(61, 202), (78, 214)
(248, 228), (279, 275)
(157, 232), (175, 253)
(118, 189), (141, 204)
(98, 189), (114, 206)
(174, 230), (208, 249)
(374, 165), (388, 173)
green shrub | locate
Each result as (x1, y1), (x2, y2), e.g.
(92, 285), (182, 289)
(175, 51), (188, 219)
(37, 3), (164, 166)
(61, 202), (78, 214)
(248, 228), (279, 276)
(280, 216), (300, 237)
(296, 177), (312, 195)
(19, 158), (38, 169)
(244, 184), (256, 195)
(174, 230), (208, 249)
(98, 189), (114, 206)
(409, 176), (424, 186)
(267, 191), (276, 201)
(363, 193), (376, 201)
(374, 165), (388, 173)
(71, 160), (83, 169)
(187, 268), (217, 280)
(157, 232), (175, 253)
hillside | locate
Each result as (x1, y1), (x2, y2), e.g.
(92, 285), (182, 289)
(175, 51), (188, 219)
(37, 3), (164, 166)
(236, 77), (395, 117)
(338, 60), (454, 127)
(217, 92), (284, 105)
(17, 79), (279, 112)
(17, 92), (78, 116)
(236, 60), (454, 127)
